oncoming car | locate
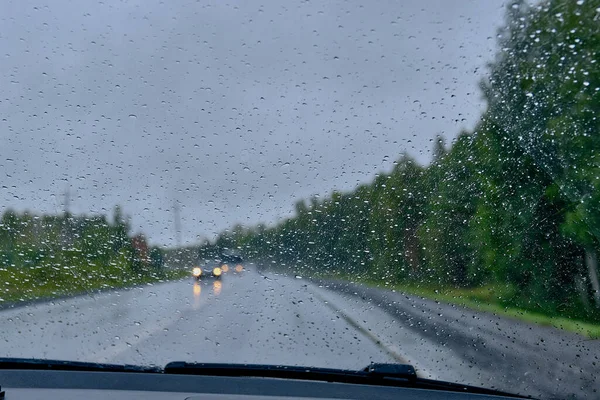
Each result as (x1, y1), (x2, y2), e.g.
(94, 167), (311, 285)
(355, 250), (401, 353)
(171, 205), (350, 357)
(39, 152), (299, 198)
(192, 265), (222, 281)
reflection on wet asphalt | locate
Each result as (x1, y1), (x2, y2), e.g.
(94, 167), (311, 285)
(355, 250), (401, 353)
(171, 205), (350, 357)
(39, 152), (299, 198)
(1, 265), (598, 399)
(0, 266), (394, 369)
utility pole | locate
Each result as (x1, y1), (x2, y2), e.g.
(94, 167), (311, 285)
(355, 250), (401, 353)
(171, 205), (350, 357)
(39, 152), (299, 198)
(174, 200), (182, 248)
(64, 186), (71, 216)
(62, 185), (72, 246)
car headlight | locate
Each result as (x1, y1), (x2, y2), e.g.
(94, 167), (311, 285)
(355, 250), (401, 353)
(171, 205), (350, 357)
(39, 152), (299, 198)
(192, 267), (202, 277)
(213, 267), (222, 277)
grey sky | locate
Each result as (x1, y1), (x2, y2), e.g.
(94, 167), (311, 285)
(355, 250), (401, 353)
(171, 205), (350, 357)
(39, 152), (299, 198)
(1, 0), (507, 246)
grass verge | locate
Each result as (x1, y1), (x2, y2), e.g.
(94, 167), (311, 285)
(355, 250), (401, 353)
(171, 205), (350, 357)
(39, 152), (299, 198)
(0, 266), (190, 306)
(313, 271), (600, 339)
(389, 283), (600, 339)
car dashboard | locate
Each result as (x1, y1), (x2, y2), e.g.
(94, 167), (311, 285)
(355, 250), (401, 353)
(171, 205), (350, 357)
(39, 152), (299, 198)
(0, 369), (521, 400)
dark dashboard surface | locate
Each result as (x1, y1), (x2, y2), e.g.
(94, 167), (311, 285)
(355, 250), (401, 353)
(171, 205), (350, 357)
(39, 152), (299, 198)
(0, 369), (520, 400)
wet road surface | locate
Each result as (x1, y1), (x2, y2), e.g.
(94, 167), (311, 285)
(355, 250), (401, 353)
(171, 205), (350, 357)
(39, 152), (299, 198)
(1, 264), (598, 399)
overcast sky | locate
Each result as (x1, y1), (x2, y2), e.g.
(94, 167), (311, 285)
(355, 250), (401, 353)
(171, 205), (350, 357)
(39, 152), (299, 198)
(1, 0), (508, 246)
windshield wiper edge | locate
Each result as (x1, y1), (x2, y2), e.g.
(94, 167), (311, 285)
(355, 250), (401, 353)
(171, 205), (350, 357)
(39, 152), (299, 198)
(0, 357), (160, 373)
(164, 362), (531, 399)
(0, 358), (530, 399)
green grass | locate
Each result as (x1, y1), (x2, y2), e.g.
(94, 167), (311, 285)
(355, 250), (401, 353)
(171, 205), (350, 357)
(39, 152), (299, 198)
(386, 283), (600, 339)
(313, 270), (600, 339)
(0, 265), (189, 305)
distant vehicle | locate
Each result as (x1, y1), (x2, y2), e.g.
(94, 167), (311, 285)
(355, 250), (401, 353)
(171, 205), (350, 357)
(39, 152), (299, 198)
(220, 251), (243, 265)
(218, 260), (245, 275)
(192, 265), (222, 281)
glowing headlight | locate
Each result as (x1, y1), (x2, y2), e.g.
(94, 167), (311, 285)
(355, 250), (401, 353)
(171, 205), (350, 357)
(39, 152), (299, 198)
(221, 264), (229, 272)
(213, 267), (222, 277)
(192, 267), (202, 277)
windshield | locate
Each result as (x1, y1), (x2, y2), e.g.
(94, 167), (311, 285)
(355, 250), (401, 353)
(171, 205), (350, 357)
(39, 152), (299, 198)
(1, 0), (599, 398)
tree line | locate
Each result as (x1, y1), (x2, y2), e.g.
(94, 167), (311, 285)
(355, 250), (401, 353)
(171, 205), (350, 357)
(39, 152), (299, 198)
(206, 0), (600, 322)
(0, 206), (166, 299)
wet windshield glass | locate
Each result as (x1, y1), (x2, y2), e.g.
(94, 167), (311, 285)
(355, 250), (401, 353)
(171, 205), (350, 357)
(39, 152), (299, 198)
(1, 0), (599, 398)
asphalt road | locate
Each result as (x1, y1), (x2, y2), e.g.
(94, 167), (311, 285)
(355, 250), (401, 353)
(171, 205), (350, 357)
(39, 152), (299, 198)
(1, 265), (598, 399)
